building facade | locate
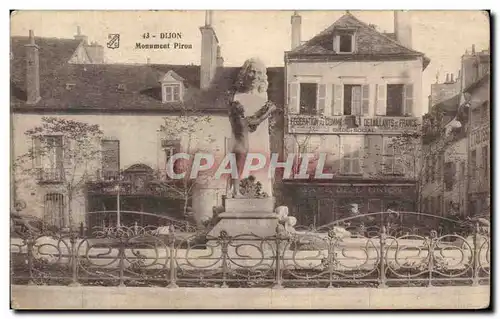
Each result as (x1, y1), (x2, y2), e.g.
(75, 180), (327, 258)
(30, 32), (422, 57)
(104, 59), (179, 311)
(10, 13), (285, 229)
(421, 45), (490, 218)
(279, 11), (430, 227)
(466, 71), (490, 217)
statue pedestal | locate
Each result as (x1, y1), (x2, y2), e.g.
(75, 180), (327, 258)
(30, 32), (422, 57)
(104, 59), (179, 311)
(206, 197), (279, 238)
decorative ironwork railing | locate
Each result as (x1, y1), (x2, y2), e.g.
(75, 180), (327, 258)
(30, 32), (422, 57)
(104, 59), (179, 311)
(10, 212), (490, 288)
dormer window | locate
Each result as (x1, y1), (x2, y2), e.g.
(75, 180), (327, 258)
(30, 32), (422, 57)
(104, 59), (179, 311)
(163, 83), (181, 102)
(160, 70), (185, 103)
(333, 29), (356, 54)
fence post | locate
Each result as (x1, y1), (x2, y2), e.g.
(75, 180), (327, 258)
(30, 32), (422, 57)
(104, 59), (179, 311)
(219, 230), (229, 288)
(68, 229), (80, 287)
(167, 227), (178, 288)
(472, 222), (480, 286)
(26, 235), (35, 286)
(273, 225), (286, 289)
(118, 239), (126, 287)
(378, 226), (387, 288)
(428, 230), (437, 287)
(327, 229), (336, 288)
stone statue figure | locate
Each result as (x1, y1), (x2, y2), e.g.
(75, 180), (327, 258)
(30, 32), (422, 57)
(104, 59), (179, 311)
(228, 58), (276, 198)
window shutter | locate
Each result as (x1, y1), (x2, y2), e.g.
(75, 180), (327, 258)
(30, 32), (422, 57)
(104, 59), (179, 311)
(341, 137), (350, 173)
(352, 85), (362, 115)
(383, 137), (392, 174)
(394, 144), (405, 175)
(288, 83), (299, 114)
(101, 140), (120, 179)
(331, 84), (343, 115)
(56, 136), (64, 178)
(317, 84), (326, 115)
(404, 84), (414, 116)
(376, 84), (387, 115)
(361, 84), (370, 115)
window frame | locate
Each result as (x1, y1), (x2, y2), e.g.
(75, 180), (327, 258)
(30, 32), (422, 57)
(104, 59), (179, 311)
(162, 82), (183, 103)
(340, 135), (363, 175)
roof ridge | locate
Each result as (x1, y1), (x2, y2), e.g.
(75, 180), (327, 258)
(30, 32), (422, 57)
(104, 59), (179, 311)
(348, 13), (424, 56)
(290, 12), (425, 57)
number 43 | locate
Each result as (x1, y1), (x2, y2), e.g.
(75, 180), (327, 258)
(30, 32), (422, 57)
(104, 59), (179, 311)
(142, 32), (150, 39)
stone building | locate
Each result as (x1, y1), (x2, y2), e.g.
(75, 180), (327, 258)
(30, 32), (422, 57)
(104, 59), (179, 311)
(421, 45), (490, 218)
(279, 11), (430, 227)
(10, 13), (284, 229)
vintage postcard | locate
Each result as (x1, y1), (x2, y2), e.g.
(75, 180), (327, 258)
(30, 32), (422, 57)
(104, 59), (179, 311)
(9, 10), (490, 310)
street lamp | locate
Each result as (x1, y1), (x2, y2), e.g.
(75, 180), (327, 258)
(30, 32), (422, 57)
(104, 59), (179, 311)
(114, 183), (121, 228)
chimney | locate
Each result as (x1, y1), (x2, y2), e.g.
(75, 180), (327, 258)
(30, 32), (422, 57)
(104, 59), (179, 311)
(445, 73), (450, 83)
(147, 57), (151, 64)
(394, 10), (412, 49)
(216, 45), (224, 68)
(291, 11), (302, 50)
(74, 26), (88, 45)
(450, 73), (454, 83)
(199, 10), (219, 90)
(471, 44), (476, 54)
(25, 30), (41, 105)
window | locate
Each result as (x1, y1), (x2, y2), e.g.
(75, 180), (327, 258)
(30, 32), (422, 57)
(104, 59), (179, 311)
(341, 136), (362, 174)
(481, 102), (489, 122)
(162, 83), (182, 103)
(33, 135), (64, 181)
(471, 149), (477, 179)
(44, 193), (65, 228)
(343, 85), (361, 115)
(101, 139), (120, 180)
(482, 145), (489, 180)
(444, 162), (455, 191)
(386, 84), (405, 116)
(299, 83), (317, 115)
(383, 137), (404, 175)
(162, 139), (181, 175)
(334, 30), (355, 53)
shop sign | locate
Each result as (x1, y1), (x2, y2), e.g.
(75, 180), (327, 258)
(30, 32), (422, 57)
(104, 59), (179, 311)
(288, 115), (420, 134)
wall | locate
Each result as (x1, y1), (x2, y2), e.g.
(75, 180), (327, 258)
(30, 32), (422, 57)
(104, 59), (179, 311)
(467, 78), (490, 211)
(284, 59), (423, 181)
(443, 136), (467, 216)
(286, 59), (424, 117)
(11, 113), (232, 225)
(11, 285), (490, 310)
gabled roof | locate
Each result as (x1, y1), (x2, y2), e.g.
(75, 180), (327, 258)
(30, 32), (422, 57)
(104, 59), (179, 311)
(287, 13), (430, 69)
(160, 70), (186, 83)
(10, 36), (285, 114)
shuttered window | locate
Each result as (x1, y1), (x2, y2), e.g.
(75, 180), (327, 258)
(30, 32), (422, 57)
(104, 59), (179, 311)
(101, 139), (120, 180)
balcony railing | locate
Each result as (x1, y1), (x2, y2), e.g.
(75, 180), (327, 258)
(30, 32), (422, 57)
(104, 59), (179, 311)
(35, 168), (64, 183)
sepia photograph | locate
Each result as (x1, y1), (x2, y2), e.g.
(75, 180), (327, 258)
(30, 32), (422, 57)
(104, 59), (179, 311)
(9, 9), (491, 310)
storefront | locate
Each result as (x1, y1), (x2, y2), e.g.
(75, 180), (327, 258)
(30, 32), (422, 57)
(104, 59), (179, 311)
(280, 181), (417, 227)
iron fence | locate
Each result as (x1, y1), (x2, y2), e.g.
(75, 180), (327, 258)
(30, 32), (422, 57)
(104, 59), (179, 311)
(10, 212), (490, 288)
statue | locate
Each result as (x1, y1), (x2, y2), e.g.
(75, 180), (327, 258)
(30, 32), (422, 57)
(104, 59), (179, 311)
(228, 58), (276, 198)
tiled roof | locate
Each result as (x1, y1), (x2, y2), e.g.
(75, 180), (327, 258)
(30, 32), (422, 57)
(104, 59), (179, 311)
(11, 36), (82, 103)
(11, 36), (285, 113)
(464, 72), (490, 93)
(287, 13), (430, 69)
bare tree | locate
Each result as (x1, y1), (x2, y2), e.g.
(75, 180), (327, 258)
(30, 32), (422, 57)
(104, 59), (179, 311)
(157, 108), (216, 218)
(14, 117), (103, 228)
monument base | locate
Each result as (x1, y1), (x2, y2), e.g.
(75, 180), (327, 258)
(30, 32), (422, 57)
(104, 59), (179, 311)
(206, 197), (279, 238)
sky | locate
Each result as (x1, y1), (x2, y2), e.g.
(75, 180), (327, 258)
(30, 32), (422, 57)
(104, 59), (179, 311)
(10, 10), (490, 114)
